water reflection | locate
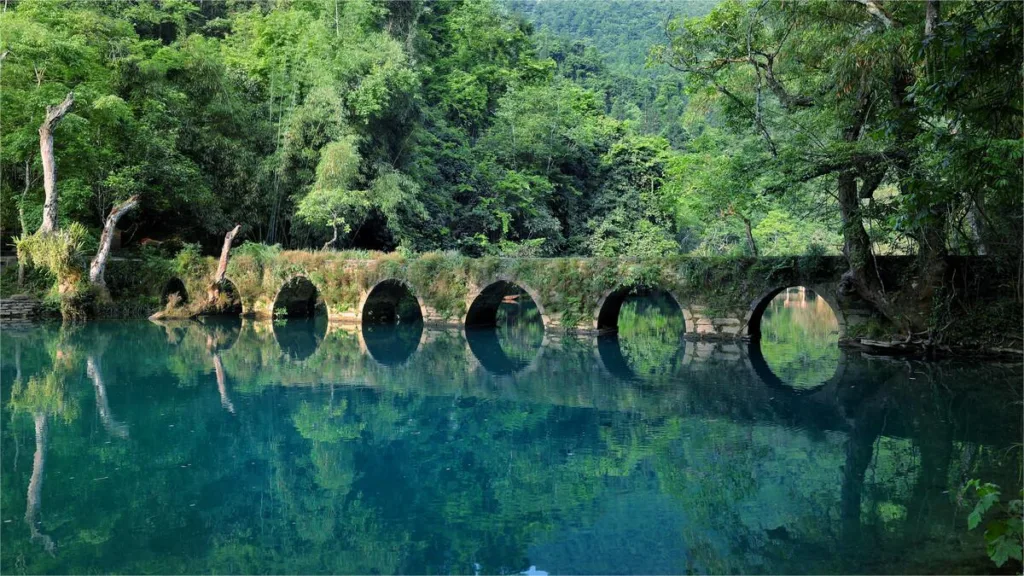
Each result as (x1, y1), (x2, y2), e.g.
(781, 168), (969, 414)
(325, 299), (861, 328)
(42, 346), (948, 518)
(0, 318), (1020, 575)
(466, 292), (545, 376)
(273, 316), (328, 361)
(606, 293), (686, 380)
(759, 287), (841, 389)
(362, 322), (423, 366)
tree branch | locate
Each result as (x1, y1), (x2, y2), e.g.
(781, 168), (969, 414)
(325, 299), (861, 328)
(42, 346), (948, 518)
(849, 0), (899, 29)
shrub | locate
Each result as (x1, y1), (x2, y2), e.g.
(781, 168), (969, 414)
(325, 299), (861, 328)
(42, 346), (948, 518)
(14, 223), (91, 289)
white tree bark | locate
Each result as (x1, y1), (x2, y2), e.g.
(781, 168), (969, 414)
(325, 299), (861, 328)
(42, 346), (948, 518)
(215, 224), (241, 283)
(37, 92), (74, 234)
(89, 195), (140, 290)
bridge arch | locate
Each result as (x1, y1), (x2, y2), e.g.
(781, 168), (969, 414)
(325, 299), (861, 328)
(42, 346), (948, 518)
(594, 285), (689, 333)
(464, 278), (547, 328)
(208, 277), (244, 316)
(273, 276), (327, 318)
(359, 279), (424, 324)
(161, 278), (188, 307)
(747, 284), (846, 341)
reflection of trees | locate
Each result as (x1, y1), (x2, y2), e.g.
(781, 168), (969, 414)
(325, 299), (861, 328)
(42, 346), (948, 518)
(616, 294), (686, 380)
(760, 288), (840, 388)
(25, 412), (55, 556)
(8, 328), (81, 559)
(1, 321), (1020, 574)
(87, 356), (129, 437)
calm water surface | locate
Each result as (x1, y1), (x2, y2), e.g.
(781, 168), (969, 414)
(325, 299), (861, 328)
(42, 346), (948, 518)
(1, 295), (1021, 574)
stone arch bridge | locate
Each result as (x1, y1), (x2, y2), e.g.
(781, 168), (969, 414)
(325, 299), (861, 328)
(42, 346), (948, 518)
(152, 252), (939, 341)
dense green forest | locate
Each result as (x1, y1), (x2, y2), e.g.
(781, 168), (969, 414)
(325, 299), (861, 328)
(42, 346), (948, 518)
(511, 0), (715, 144)
(1, 0), (1022, 325)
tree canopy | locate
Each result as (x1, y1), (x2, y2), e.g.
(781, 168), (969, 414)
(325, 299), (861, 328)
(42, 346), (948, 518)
(1, 0), (1020, 321)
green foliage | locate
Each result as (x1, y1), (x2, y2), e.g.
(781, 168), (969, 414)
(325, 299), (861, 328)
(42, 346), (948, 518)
(961, 479), (1024, 568)
(173, 243), (205, 279)
(14, 225), (88, 281)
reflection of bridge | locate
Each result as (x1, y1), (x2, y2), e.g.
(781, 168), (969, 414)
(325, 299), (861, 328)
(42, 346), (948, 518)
(170, 319), (1017, 449)
(150, 255), (992, 338)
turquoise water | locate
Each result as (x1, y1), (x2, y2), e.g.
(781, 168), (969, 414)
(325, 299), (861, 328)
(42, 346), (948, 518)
(1, 313), (1021, 574)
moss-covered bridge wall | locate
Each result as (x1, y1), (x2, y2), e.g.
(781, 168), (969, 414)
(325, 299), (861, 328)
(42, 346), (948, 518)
(135, 251), (919, 340)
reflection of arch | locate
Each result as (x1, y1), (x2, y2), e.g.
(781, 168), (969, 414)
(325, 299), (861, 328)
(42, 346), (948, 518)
(207, 278), (243, 316)
(273, 276), (326, 318)
(594, 286), (687, 333)
(595, 334), (638, 381)
(273, 316), (328, 361)
(594, 332), (688, 382)
(465, 328), (548, 376)
(464, 279), (547, 328)
(746, 340), (847, 396)
(161, 277), (188, 306)
(359, 279), (423, 324)
(361, 323), (423, 367)
(747, 284), (845, 341)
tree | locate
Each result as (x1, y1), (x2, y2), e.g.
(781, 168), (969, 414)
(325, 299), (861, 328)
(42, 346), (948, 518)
(657, 0), (1022, 331)
(296, 137), (367, 250)
(36, 92), (73, 234)
(88, 195), (139, 295)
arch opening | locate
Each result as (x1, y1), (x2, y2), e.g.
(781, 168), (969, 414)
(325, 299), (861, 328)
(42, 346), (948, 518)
(274, 276), (327, 319)
(465, 281), (544, 329)
(161, 278), (189, 307)
(203, 279), (243, 316)
(362, 280), (422, 325)
(465, 281), (544, 375)
(595, 287), (686, 381)
(750, 286), (841, 389)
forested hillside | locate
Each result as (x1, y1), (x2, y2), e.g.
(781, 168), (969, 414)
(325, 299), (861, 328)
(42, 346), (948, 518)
(510, 0), (716, 74)
(510, 0), (715, 145)
(1, 0), (1021, 306)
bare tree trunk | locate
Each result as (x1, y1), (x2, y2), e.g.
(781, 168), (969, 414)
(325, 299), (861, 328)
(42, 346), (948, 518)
(205, 224), (241, 311)
(322, 223), (338, 251)
(966, 195), (987, 255)
(924, 0), (939, 38)
(214, 224), (241, 283)
(89, 195), (140, 292)
(87, 355), (128, 438)
(26, 412), (55, 556)
(37, 92), (74, 235)
(742, 216), (759, 257)
(18, 159), (30, 288)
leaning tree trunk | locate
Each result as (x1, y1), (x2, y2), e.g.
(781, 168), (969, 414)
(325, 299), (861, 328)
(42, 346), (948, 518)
(37, 92), (74, 235)
(322, 223), (339, 251)
(89, 195), (140, 295)
(207, 224), (241, 308)
(214, 224), (241, 283)
(19, 158), (31, 287)
(741, 216), (758, 257)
